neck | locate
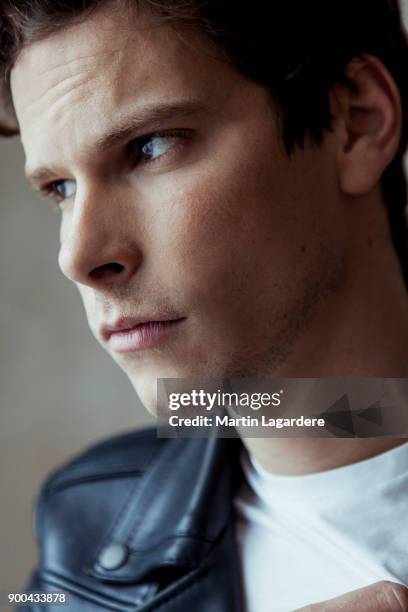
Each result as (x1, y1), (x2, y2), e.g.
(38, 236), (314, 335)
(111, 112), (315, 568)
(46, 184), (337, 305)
(241, 202), (408, 475)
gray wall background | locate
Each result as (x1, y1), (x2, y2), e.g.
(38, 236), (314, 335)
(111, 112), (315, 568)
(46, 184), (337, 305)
(1, 2), (408, 591)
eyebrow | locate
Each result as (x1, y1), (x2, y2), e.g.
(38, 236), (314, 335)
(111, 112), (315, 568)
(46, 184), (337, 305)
(25, 98), (207, 185)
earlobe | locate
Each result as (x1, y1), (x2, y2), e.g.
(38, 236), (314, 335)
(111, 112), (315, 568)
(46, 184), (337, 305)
(333, 55), (402, 197)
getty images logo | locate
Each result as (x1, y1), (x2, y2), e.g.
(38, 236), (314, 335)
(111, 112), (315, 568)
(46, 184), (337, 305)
(168, 388), (284, 411)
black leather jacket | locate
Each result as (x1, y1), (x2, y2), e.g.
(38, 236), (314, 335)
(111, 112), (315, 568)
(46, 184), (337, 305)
(19, 428), (245, 611)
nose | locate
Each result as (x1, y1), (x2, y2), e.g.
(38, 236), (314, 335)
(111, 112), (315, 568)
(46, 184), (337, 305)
(58, 186), (142, 288)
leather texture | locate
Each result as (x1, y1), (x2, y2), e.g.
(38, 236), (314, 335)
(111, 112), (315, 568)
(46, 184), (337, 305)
(18, 428), (245, 611)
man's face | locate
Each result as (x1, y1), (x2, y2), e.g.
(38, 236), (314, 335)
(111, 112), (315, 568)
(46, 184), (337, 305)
(11, 2), (346, 412)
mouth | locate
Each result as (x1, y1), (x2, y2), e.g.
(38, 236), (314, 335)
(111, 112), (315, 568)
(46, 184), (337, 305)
(102, 317), (186, 353)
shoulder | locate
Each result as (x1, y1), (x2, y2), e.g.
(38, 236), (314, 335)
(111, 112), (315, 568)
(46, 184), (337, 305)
(23, 429), (242, 609)
(30, 428), (186, 584)
(32, 427), (170, 559)
(25, 428), (241, 607)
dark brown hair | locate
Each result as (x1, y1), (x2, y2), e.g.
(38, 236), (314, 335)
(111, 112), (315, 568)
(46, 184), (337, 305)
(1, 0), (408, 283)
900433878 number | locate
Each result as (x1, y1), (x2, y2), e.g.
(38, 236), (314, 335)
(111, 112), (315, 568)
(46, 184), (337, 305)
(5, 592), (68, 605)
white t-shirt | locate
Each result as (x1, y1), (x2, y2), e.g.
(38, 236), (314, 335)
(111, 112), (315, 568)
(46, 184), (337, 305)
(234, 442), (408, 612)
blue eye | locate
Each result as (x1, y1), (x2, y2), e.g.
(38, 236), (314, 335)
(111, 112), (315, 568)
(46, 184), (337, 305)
(135, 130), (190, 163)
(48, 179), (77, 201)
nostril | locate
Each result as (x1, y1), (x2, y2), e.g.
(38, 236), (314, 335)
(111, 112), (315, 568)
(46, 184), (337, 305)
(90, 262), (125, 280)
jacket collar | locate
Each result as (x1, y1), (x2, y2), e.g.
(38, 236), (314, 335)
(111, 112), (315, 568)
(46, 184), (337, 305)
(89, 432), (243, 583)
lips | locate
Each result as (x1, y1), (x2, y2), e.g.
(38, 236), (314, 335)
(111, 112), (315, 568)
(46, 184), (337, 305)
(102, 315), (178, 338)
(101, 316), (186, 352)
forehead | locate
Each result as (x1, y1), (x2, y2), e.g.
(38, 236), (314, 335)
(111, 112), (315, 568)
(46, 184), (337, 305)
(10, 2), (240, 170)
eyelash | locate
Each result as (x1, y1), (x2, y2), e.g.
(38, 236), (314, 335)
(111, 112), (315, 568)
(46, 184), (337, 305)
(42, 128), (192, 207)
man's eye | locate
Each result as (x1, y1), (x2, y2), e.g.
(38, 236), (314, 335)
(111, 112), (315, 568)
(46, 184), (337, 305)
(132, 130), (190, 164)
(46, 179), (77, 202)
(40, 130), (190, 206)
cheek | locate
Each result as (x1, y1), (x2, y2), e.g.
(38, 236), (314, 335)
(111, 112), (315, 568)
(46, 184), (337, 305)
(151, 147), (297, 304)
(154, 186), (248, 304)
(147, 137), (341, 347)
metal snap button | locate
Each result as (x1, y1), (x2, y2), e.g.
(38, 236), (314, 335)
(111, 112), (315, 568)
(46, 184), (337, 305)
(98, 542), (128, 570)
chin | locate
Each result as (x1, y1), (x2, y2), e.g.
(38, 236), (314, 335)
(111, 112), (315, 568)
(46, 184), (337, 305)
(123, 351), (237, 415)
(127, 376), (158, 415)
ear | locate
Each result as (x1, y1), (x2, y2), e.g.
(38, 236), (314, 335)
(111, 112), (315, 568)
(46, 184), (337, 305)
(332, 55), (402, 196)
